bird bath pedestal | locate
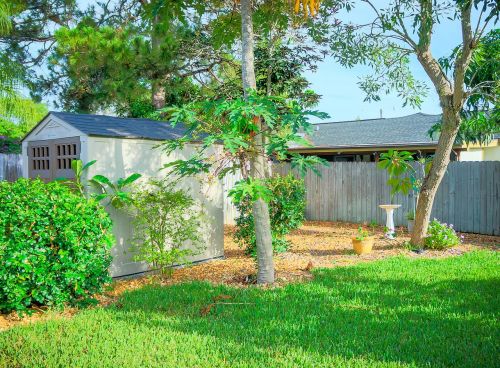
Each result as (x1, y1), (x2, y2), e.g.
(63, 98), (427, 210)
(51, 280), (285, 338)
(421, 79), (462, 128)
(379, 204), (401, 239)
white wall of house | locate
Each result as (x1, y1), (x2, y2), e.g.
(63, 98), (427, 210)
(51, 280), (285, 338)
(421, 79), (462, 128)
(483, 145), (500, 161)
(459, 140), (500, 162)
(459, 148), (484, 161)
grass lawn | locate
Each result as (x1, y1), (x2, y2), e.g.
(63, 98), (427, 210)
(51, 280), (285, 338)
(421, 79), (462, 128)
(1, 251), (498, 368)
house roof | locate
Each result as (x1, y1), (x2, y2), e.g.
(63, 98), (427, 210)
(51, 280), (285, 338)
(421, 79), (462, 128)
(302, 112), (442, 149)
(45, 111), (190, 141)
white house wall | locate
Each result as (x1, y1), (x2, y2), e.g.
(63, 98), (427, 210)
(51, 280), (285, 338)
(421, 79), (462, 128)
(85, 136), (224, 277)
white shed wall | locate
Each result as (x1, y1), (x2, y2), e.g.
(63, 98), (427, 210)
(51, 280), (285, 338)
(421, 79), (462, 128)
(85, 136), (224, 277)
(22, 115), (86, 178)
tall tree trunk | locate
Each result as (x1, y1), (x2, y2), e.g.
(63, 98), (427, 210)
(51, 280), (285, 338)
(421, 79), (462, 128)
(151, 12), (166, 109)
(410, 2), (473, 246)
(152, 81), (166, 109)
(411, 107), (461, 245)
(240, 0), (275, 284)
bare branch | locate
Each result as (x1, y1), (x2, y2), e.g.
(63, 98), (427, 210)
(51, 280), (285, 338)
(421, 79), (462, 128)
(453, 2), (475, 108)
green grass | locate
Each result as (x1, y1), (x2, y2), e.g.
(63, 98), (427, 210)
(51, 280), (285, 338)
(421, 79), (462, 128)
(1, 251), (499, 368)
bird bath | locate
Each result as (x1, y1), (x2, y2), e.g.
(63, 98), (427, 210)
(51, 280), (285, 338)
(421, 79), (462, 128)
(379, 204), (401, 239)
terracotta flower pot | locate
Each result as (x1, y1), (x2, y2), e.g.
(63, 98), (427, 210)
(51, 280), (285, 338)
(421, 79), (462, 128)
(352, 236), (375, 255)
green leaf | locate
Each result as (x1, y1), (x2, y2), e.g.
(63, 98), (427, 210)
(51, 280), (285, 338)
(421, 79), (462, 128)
(90, 175), (113, 187)
(82, 160), (97, 171)
(71, 159), (83, 177)
(290, 154), (329, 177)
(229, 178), (273, 203)
(118, 173), (142, 188)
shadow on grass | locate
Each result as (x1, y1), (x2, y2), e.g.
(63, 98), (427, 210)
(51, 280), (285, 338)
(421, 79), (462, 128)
(111, 252), (499, 368)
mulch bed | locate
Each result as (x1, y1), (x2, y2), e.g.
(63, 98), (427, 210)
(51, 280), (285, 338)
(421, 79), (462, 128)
(1, 221), (498, 330)
(167, 221), (499, 286)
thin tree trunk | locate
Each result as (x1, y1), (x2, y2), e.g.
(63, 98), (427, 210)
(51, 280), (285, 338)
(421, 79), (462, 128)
(240, 0), (274, 284)
(152, 81), (166, 109)
(411, 108), (461, 245)
(410, 0), (473, 246)
(151, 12), (166, 109)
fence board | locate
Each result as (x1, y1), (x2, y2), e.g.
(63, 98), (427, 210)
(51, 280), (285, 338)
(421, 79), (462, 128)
(223, 161), (500, 235)
(0, 154), (22, 182)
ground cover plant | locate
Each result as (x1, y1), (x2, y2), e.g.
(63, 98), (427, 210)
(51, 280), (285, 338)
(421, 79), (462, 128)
(424, 219), (462, 250)
(0, 179), (114, 313)
(0, 251), (498, 368)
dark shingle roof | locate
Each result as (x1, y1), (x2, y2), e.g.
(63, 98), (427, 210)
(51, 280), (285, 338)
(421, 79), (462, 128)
(49, 111), (190, 141)
(307, 113), (442, 148)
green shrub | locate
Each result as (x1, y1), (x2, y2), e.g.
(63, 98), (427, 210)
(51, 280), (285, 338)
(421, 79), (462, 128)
(131, 179), (204, 277)
(424, 219), (462, 250)
(0, 178), (114, 313)
(233, 174), (305, 255)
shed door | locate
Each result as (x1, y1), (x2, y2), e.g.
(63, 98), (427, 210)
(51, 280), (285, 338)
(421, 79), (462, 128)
(27, 137), (81, 181)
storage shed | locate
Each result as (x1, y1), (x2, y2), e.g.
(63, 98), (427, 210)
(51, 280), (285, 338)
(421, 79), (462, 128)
(22, 111), (224, 277)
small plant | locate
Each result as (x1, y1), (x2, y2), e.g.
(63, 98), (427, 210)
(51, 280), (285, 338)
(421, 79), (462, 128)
(231, 174), (306, 256)
(377, 150), (432, 204)
(424, 219), (462, 250)
(355, 226), (370, 241)
(0, 179), (114, 313)
(377, 150), (414, 200)
(131, 179), (204, 277)
(369, 220), (378, 234)
(57, 159), (141, 208)
(383, 226), (397, 238)
(406, 211), (415, 220)
(90, 172), (141, 209)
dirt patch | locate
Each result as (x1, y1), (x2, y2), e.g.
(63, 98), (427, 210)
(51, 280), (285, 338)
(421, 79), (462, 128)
(1, 221), (498, 330)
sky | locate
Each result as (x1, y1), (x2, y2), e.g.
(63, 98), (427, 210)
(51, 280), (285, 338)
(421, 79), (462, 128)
(303, 1), (480, 122)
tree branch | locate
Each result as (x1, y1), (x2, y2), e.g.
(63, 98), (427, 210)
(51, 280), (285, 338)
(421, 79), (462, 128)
(453, 1), (474, 109)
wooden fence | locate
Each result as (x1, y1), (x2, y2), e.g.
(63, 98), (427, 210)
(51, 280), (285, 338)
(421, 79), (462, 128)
(0, 154), (22, 182)
(224, 161), (500, 236)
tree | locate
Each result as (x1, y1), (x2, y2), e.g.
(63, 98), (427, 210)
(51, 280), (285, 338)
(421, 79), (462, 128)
(431, 28), (500, 146)
(0, 1), (47, 139)
(237, 0), (322, 283)
(0, 0), (82, 84)
(254, 35), (322, 106)
(314, 0), (499, 246)
(159, 94), (327, 284)
(36, 1), (233, 115)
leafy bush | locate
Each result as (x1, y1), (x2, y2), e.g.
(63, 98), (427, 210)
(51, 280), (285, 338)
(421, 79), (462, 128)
(0, 136), (21, 154)
(131, 179), (204, 277)
(233, 174), (305, 255)
(424, 219), (462, 250)
(0, 179), (114, 313)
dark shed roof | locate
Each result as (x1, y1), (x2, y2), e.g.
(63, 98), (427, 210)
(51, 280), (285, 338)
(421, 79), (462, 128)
(306, 113), (442, 148)
(49, 111), (189, 141)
